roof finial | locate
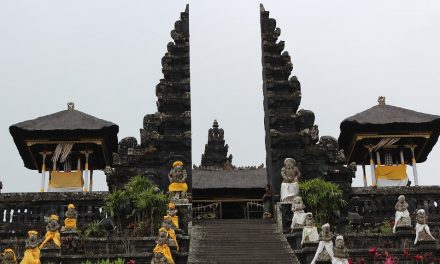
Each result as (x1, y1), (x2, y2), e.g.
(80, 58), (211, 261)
(213, 119), (219, 128)
(67, 102), (75, 110)
(378, 96), (385, 106)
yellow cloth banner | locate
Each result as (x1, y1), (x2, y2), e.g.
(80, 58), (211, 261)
(49, 171), (84, 188)
(39, 230), (61, 249)
(20, 248), (40, 264)
(168, 183), (188, 192)
(153, 244), (174, 264)
(375, 165), (408, 180)
(167, 228), (179, 251)
(170, 215), (179, 229)
(64, 218), (77, 229)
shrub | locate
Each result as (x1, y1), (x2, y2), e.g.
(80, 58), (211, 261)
(299, 178), (347, 225)
(83, 220), (106, 238)
(103, 175), (167, 235)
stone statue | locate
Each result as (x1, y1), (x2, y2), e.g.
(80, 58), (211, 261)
(311, 223), (334, 264)
(167, 203), (179, 230)
(414, 209), (435, 245)
(332, 235), (349, 264)
(290, 196), (306, 232)
(61, 204), (84, 254)
(301, 212), (319, 245)
(39, 215), (61, 250)
(152, 228), (174, 264)
(280, 158), (300, 202)
(1, 248), (17, 264)
(62, 204), (78, 232)
(162, 217), (179, 251)
(168, 161), (188, 204)
(393, 195), (411, 233)
(21, 230), (41, 264)
(291, 196), (307, 230)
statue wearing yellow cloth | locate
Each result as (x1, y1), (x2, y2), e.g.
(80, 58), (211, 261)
(61, 204), (78, 232)
(2, 248), (17, 264)
(20, 230), (40, 264)
(162, 217), (179, 251)
(166, 203), (179, 229)
(39, 215), (61, 250)
(152, 228), (174, 264)
(168, 161), (188, 204)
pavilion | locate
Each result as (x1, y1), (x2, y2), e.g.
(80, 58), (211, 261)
(9, 102), (119, 192)
(338, 96), (440, 187)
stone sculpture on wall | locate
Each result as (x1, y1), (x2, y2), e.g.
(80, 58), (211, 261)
(281, 158), (300, 202)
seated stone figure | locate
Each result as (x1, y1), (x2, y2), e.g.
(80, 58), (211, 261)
(62, 204), (78, 232)
(162, 218), (179, 251)
(393, 195), (411, 233)
(168, 161), (188, 204)
(20, 230), (41, 264)
(39, 215), (61, 250)
(414, 209), (435, 245)
(166, 203), (179, 230)
(301, 213), (319, 246)
(311, 224), (334, 264)
(332, 236), (349, 264)
(1, 248), (17, 264)
(152, 228), (174, 264)
(291, 196), (307, 231)
(281, 158), (300, 203)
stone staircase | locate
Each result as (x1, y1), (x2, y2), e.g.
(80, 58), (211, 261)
(188, 219), (299, 264)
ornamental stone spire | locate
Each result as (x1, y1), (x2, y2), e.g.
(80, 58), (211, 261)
(200, 120), (233, 169)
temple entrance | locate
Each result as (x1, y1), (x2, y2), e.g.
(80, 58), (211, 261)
(192, 200), (264, 220)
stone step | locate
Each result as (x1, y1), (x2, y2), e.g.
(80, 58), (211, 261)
(188, 219), (299, 264)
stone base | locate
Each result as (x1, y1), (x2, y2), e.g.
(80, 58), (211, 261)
(286, 230), (303, 250)
(291, 227), (304, 234)
(302, 241), (319, 249)
(416, 238), (437, 249)
(395, 225), (413, 235)
(61, 230), (84, 254)
(174, 199), (189, 204)
(40, 247), (60, 257)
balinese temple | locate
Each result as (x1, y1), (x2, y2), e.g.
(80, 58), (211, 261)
(9, 102), (119, 192)
(192, 120), (266, 218)
(338, 96), (440, 187)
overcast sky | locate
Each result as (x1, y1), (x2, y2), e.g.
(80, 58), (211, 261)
(1, 0), (439, 192)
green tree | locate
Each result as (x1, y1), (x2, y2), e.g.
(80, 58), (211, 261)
(299, 178), (346, 225)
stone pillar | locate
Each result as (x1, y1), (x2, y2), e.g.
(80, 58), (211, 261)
(40, 153), (47, 192)
(410, 147), (419, 186)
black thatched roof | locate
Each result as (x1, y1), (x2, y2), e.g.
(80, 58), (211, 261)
(338, 103), (440, 163)
(192, 168), (267, 189)
(10, 106), (119, 170)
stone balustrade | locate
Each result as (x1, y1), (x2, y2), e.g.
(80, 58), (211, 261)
(0, 192), (106, 238)
(349, 186), (440, 226)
